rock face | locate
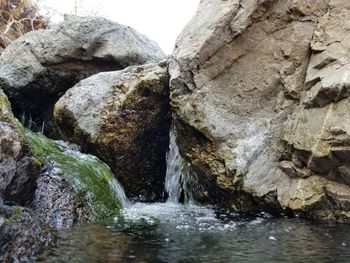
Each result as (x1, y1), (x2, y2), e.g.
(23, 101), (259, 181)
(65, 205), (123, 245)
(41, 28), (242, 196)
(0, 15), (164, 135)
(0, 205), (56, 262)
(170, 0), (350, 221)
(54, 62), (170, 201)
(279, 0), (350, 220)
(0, 89), (40, 205)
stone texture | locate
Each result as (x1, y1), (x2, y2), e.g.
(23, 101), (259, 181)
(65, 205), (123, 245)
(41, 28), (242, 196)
(303, 5), (350, 108)
(0, 89), (40, 205)
(278, 0), (350, 220)
(170, 0), (350, 221)
(0, 205), (56, 262)
(0, 15), (164, 136)
(54, 62), (170, 201)
(31, 173), (88, 229)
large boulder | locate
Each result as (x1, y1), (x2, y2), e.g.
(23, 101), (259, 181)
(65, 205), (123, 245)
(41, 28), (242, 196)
(0, 89), (40, 205)
(54, 62), (170, 201)
(170, 0), (350, 221)
(0, 15), (164, 135)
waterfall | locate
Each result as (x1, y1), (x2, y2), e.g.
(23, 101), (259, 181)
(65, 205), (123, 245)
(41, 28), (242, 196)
(108, 178), (130, 208)
(164, 126), (191, 203)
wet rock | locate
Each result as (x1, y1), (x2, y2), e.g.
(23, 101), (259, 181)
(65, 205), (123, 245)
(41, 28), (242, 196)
(25, 130), (127, 220)
(31, 173), (88, 229)
(0, 205), (56, 262)
(169, 0), (350, 221)
(0, 15), (165, 136)
(0, 89), (40, 205)
(54, 62), (170, 200)
(1, 87), (114, 229)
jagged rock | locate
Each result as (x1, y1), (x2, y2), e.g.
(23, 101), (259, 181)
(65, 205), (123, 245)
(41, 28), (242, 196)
(279, 1), (350, 220)
(303, 5), (350, 108)
(0, 205), (56, 262)
(170, 0), (350, 221)
(54, 62), (170, 201)
(0, 15), (164, 136)
(0, 89), (40, 205)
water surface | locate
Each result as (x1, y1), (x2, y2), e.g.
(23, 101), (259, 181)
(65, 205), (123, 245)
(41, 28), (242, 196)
(41, 202), (350, 263)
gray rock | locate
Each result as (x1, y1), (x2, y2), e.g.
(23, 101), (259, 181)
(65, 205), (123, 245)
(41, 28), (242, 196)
(0, 89), (40, 205)
(303, 7), (350, 108)
(0, 15), (165, 135)
(54, 62), (170, 201)
(31, 173), (88, 229)
(170, 0), (350, 221)
(279, 2), (350, 220)
(0, 205), (56, 262)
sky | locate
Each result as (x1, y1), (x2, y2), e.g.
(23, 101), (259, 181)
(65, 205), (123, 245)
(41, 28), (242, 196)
(36, 0), (200, 54)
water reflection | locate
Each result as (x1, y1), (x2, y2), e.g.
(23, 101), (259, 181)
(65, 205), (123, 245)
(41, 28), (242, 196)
(40, 203), (350, 263)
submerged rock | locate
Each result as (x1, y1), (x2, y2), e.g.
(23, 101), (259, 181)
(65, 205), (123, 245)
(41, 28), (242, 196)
(0, 15), (165, 136)
(0, 89), (40, 205)
(0, 205), (56, 262)
(54, 62), (170, 200)
(170, 0), (350, 221)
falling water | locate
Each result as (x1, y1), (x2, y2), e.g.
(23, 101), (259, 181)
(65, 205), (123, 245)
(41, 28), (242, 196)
(164, 127), (191, 203)
(55, 139), (131, 209)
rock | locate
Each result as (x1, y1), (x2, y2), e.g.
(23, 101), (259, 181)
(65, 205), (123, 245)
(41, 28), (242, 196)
(279, 1), (350, 220)
(170, 0), (350, 221)
(54, 62), (170, 201)
(0, 89), (40, 205)
(303, 5), (350, 108)
(31, 173), (88, 229)
(25, 130), (127, 221)
(0, 205), (56, 262)
(0, 15), (165, 136)
(1, 86), (119, 230)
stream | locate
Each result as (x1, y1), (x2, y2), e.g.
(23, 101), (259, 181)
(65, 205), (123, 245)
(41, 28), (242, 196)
(38, 129), (350, 263)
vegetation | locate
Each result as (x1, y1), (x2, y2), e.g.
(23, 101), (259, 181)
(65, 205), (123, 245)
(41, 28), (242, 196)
(0, 0), (46, 51)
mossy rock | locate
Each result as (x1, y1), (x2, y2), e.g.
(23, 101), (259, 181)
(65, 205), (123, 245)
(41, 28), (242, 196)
(25, 130), (126, 219)
(0, 89), (41, 205)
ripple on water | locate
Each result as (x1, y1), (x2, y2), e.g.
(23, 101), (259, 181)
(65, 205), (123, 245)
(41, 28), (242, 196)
(41, 202), (350, 263)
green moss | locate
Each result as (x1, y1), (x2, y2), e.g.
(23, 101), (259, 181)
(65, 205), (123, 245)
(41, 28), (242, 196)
(0, 89), (29, 138)
(0, 89), (14, 122)
(25, 130), (123, 219)
(10, 207), (23, 221)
